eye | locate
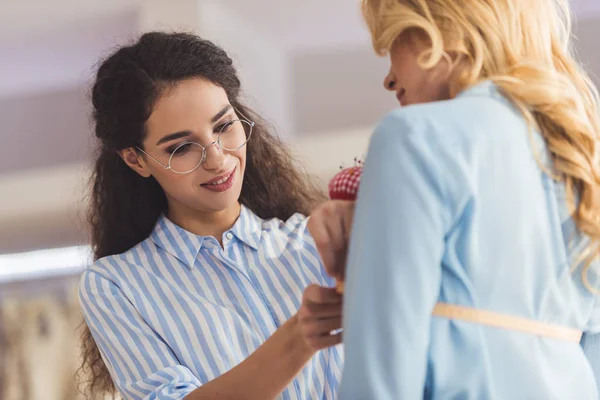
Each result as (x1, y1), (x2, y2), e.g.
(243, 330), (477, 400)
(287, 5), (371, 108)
(216, 120), (235, 134)
(169, 143), (192, 156)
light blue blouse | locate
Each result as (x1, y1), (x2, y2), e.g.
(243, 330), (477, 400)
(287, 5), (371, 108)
(340, 81), (600, 399)
(79, 205), (343, 399)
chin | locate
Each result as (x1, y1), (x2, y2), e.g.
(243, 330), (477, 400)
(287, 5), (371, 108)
(209, 187), (243, 210)
(192, 167), (245, 213)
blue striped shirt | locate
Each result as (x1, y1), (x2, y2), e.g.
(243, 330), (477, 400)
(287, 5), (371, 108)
(79, 205), (343, 400)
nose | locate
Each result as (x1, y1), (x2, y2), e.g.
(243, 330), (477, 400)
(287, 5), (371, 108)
(383, 68), (397, 92)
(202, 141), (227, 171)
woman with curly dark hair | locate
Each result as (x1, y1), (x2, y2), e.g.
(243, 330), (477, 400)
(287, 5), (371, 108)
(78, 31), (343, 400)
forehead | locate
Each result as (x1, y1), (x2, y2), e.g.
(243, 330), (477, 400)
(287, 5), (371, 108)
(146, 79), (230, 141)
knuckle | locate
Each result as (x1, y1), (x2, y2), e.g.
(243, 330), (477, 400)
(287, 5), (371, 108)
(297, 306), (312, 323)
(300, 304), (316, 319)
(304, 284), (320, 298)
(322, 202), (336, 217)
(313, 234), (328, 247)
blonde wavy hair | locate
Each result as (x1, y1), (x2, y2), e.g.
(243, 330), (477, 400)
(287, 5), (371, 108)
(362, 0), (600, 289)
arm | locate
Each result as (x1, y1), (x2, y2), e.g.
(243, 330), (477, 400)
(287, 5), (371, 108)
(581, 332), (600, 392)
(80, 270), (340, 400)
(189, 283), (342, 399)
(187, 314), (313, 400)
(581, 286), (600, 393)
(307, 201), (355, 284)
(339, 114), (450, 399)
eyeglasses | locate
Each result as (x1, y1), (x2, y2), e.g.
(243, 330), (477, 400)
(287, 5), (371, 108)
(136, 112), (255, 174)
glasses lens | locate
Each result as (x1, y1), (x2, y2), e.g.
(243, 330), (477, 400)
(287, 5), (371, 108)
(219, 120), (253, 151)
(170, 142), (205, 173)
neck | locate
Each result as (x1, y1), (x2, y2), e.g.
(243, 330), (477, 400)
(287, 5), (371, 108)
(166, 201), (242, 245)
(447, 59), (470, 99)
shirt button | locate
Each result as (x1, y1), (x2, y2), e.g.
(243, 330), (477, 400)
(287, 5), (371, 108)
(226, 232), (234, 240)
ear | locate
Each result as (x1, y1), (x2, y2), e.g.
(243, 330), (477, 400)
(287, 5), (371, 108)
(118, 148), (152, 178)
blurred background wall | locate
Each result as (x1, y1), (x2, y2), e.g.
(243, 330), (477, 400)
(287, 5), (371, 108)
(1, 0), (600, 398)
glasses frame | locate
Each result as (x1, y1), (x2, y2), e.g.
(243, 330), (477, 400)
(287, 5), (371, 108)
(135, 109), (255, 175)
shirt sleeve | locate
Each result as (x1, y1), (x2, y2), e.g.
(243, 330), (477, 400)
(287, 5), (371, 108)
(79, 269), (202, 400)
(581, 277), (600, 394)
(291, 213), (337, 288)
(581, 332), (600, 393)
(339, 112), (451, 399)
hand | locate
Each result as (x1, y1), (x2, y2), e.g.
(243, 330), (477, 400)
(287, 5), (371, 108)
(295, 284), (343, 353)
(307, 200), (355, 281)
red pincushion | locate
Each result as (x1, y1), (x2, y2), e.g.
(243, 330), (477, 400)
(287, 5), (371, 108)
(328, 163), (363, 294)
(328, 166), (363, 201)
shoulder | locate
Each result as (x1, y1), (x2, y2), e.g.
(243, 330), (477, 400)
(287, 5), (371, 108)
(261, 212), (308, 233)
(374, 81), (526, 150)
(78, 241), (151, 301)
(261, 213), (313, 244)
(365, 91), (516, 227)
(81, 244), (144, 279)
(369, 82), (531, 187)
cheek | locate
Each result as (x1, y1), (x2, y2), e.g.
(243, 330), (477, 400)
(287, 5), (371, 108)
(391, 59), (422, 88)
(389, 58), (405, 81)
(153, 171), (193, 196)
(408, 59), (431, 82)
(390, 44), (417, 76)
(236, 148), (247, 171)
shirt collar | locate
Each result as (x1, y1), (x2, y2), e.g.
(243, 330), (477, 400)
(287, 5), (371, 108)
(149, 214), (205, 269)
(230, 204), (262, 250)
(149, 204), (262, 269)
(456, 80), (500, 100)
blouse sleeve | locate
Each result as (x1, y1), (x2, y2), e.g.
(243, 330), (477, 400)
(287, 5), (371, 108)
(340, 111), (454, 399)
(79, 269), (202, 400)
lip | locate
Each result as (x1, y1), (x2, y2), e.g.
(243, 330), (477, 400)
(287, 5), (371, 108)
(202, 167), (235, 185)
(396, 88), (406, 106)
(200, 167), (236, 192)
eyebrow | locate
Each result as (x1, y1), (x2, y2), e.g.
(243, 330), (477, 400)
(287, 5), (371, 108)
(211, 105), (233, 123)
(155, 105), (233, 146)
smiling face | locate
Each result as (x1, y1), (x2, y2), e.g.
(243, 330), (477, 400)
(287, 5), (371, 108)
(120, 78), (247, 221)
(382, 34), (454, 107)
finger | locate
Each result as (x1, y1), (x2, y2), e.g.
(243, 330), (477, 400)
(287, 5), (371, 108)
(308, 210), (339, 276)
(340, 201), (355, 240)
(301, 302), (342, 319)
(310, 201), (355, 279)
(335, 280), (345, 294)
(324, 202), (351, 254)
(330, 249), (347, 281)
(308, 317), (342, 335)
(330, 201), (355, 280)
(306, 331), (343, 350)
(303, 285), (342, 305)
(308, 203), (346, 270)
(321, 332), (343, 347)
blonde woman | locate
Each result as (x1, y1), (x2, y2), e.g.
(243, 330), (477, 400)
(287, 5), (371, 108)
(309, 0), (600, 398)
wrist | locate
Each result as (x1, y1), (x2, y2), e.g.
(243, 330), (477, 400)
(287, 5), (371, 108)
(286, 314), (317, 361)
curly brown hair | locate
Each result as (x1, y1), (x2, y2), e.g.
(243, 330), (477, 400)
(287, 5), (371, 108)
(79, 31), (325, 398)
